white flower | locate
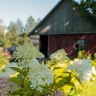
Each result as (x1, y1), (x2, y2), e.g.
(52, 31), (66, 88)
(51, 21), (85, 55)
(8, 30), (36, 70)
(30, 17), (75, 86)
(13, 42), (44, 60)
(36, 86), (43, 92)
(50, 49), (69, 61)
(13, 42), (44, 68)
(28, 59), (54, 92)
(67, 59), (94, 83)
(26, 58), (41, 68)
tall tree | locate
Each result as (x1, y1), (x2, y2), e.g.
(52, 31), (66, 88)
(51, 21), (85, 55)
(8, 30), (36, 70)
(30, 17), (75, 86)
(7, 21), (16, 33)
(0, 19), (6, 46)
(0, 19), (6, 36)
(15, 18), (23, 34)
(7, 21), (19, 46)
(24, 16), (36, 33)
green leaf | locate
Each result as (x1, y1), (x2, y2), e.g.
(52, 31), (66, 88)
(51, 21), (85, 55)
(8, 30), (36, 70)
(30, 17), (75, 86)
(56, 75), (72, 88)
(17, 74), (23, 79)
(63, 71), (72, 74)
(23, 79), (30, 87)
(75, 76), (81, 84)
(12, 86), (33, 95)
(57, 76), (65, 78)
(67, 82), (75, 87)
(66, 74), (71, 83)
(9, 77), (22, 86)
(10, 67), (22, 74)
(23, 71), (28, 77)
(43, 86), (53, 93)
(35, 86), (53, 96)
(17, 74), (23, 83)
(53, 67), (62, 70)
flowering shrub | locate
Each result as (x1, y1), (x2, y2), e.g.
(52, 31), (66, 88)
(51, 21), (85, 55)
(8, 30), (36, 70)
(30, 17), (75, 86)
(50, 49), (69, 61)
(47, 49), (75, 95)
(48, 50), (96, 96)
(13, 42), (44, 69)
(0, 47), (10, 70)
(0, 42), (54, 96)
(28, 59), (53, 92)
(67, 58), (96, 83)
(1, 43), (96, 96)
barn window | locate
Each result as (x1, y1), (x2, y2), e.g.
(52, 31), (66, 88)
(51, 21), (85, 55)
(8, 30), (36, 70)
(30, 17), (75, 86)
(75, 39), (85, 52)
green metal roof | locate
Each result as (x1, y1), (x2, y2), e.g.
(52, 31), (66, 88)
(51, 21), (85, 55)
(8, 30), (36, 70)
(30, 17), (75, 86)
(28, 0), (67, 36)
(28, 0), (96, 36)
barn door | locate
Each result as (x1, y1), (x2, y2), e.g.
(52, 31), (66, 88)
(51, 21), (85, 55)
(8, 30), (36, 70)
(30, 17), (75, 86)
(40, 35), (48, 58)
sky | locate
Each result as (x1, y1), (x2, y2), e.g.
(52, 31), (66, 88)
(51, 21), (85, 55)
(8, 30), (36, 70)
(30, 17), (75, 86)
(0, 0), (79, 28)
(0, 0), (60, 27)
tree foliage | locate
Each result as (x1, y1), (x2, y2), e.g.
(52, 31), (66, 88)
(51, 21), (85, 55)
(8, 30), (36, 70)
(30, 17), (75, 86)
(73, 0), (96, 17)
(0, 19), (6, 35)
(7, 21), (16, 33)
(15, 18), (23, 34)
(7, 19), (23, 34)
(24, 16), (37, 33)
(0, 19), (6, 46)
(0, 15), (38, 48)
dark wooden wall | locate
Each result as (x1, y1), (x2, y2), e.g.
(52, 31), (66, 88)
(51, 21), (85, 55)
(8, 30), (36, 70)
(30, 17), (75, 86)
(48, 34), (96, 58)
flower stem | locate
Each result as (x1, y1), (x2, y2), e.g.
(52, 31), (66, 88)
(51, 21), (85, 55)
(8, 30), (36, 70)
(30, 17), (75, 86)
(31, 89), (36, 96)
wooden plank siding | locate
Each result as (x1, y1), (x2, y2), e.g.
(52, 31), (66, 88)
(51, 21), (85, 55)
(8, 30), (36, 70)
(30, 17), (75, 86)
(30, 35), (39, 49)
(48, 34), (96, 58)
(93, 34), (96, 54)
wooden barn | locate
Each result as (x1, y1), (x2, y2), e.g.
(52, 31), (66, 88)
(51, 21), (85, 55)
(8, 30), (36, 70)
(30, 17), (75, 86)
(28, 0), (96, 58)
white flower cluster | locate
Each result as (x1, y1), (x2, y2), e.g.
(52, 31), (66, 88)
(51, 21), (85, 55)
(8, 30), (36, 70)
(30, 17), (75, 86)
(13, 42), (44, 68)
(7, 42), (53, 93)
(67, 59), (96, 83)
(28, 59), (54, 92)
(50, 49), (69, 61)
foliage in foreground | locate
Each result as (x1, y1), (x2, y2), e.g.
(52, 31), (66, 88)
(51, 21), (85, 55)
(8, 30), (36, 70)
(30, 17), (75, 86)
(47, 50), (96, 96)
(0, 43), (96, 96)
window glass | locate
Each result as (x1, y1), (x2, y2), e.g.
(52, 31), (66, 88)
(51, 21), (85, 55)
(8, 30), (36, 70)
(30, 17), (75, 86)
(75, 39), (85, 52)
